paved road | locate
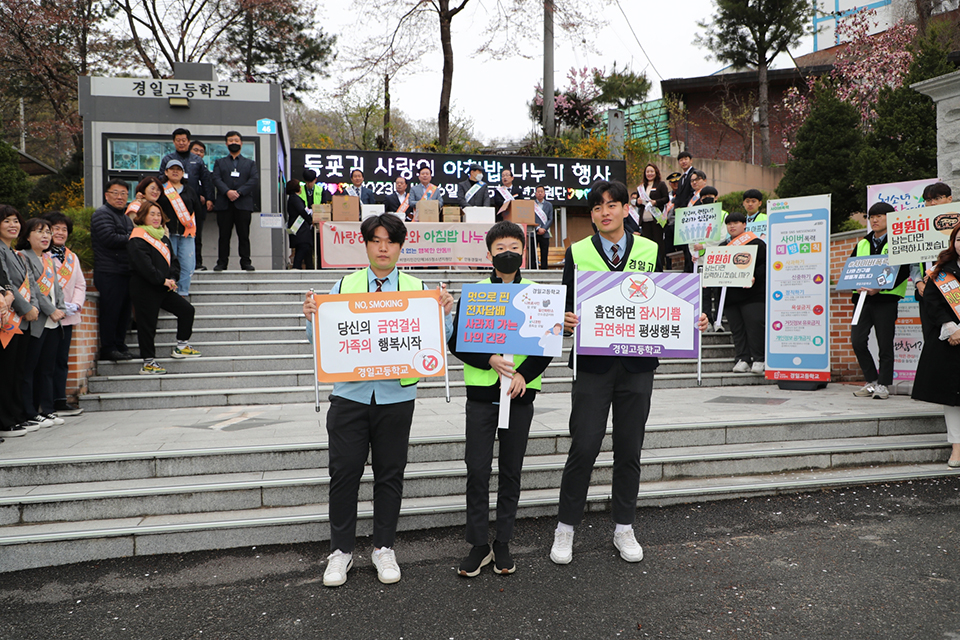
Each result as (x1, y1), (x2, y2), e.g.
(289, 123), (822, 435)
(1, 478), (958, 639)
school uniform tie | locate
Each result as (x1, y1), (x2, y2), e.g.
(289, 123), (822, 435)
(375, 278), (386, 292)
(610, 245), (621, 266)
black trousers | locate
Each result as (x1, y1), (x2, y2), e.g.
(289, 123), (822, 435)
(129, 283), (195, 361)
(326, 395), (415, 553)
(464, 399), (534, 546)
(558, 363), (653, 526)
(726, 300), (765, 364)
(537, 234), (550, 271)
(216, 205), (252, 268)
(93, 270), (131, 355)
(53, 324), (73, 401)
(23, 327), (60, 416)
(0, 332), (29, 427)
(195, 208), (207, 267)
(851, 299), (898, 386)
(292, 240), (314, 270)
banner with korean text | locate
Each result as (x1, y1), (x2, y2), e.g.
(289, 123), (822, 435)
(311, 290), (447, 383)
(886, 202), (959, 266)
(835, 255), (900, 291)
(701, 246), (758, 288)
(456, 283), (566, 357)
(674, 203), (724, 244)
(576, 272), (700, 358)
(320, 222), (507, 268)
(764, 195), (831, 382)
(867, 178), (940, 211)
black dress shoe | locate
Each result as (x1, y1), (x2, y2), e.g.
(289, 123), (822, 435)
(103, 350), (127, 361)
(213, 264), (226, 272)
(117, 351), (135, 360)
(241, 264), (256, 271)
(196, 265), (208, 271)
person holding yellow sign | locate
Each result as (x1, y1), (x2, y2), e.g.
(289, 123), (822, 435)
(302, 214), (454, 588)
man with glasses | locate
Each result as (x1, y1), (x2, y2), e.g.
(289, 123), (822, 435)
(91, 179), (135, 361)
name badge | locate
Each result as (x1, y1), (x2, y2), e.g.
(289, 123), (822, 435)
(231, 170), (240, 178)
(183, 173), (189, 180)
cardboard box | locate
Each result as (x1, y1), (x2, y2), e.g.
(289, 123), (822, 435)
(506, 200), (536, 226)
(463, 206), (495, 224)
(442, 206), (461, 223)
(416, 199), (440, 222)
(331, 195), (360, 221)
(312, 203), (332, 224)
(361, 204), (385, 220)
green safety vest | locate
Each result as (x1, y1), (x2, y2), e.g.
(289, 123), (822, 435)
(570, 234), (658, 273)
(746, 212), (768, 223)
(461, 277), (543, 391)
(298, 185), (318, 208)
(338, 268), (424, 386)
(855, 237), (908, 298)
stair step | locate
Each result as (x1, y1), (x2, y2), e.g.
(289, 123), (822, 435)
(2, 464), (956, 573)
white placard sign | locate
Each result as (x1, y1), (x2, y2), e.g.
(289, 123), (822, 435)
(701, 245), (758, 288)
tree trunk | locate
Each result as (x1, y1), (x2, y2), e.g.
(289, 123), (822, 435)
(383, 72), (391, 150)
(758, 58), (771, 166)
(438, 1), (454, 149)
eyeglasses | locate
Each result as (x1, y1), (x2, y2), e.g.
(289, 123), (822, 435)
(106, 190), (128, 197)
(924, 196), (947, 204)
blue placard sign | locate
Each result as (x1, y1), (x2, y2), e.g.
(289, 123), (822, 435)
(257, 118), (277, 134)
(835, 255), (898, 291)
(456, 283), (566, 357)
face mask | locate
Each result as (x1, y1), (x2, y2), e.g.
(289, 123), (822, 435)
(492, 250), (522, 274)
(630, 199), (637, 206)
(227, 143), (242, 153)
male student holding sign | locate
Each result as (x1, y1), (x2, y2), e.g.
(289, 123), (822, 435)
(447, 221), (553, 577)
(302, 214), (454, 588)
(718, 211), (766, 374)
(552, 180), (709, 566)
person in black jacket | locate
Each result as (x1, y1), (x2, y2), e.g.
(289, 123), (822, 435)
(128, 202), (200, 375)
(911, 222), (960, 467)
(447, 222), (552, 577)
(383, 175), (415, 221)
(491, 168), (523, 222)
(718, 212), (766, 374)
(158, 159), (202, 296)
(212, 131), (259, 271)
(458, 164), (492, 209)
(286, 179), (314, 270)
(91, 178), (135, 361)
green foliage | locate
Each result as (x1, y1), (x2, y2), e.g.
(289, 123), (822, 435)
(837, 216), (865, 232)
(851, 22), (956, 192)
(696, 0), (813, 68)
(717, 190), (775, 216)
(777, 85), (865, 230)
(592, 64), (651, 110)
(0, 140), (30, 210)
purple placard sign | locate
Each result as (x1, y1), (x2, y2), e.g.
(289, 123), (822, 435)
(576, 272), (701, 358)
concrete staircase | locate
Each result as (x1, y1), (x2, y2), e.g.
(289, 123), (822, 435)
(80, 269), (771, 411)
(0, 407), (952, 573)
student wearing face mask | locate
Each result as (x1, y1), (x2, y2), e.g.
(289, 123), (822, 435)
(447, 221), (552, 578)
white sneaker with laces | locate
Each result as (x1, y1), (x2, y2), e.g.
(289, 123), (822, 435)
(322, 550), (353, 587)
(550, 529), (574, 565)
(873, 383), (889, 399)
(853, 382), (876, 397)
(372, 547), (401, 584)
(751, 361), (765, 375)
(732, 360), (750, 373)
(613, 530), (644, 562)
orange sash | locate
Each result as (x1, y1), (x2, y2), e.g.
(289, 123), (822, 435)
(125, 200), (142, 217)
(396, 193), (410, 215)
(0, 274), (29, 348)
(37, 254), (56, 297)
(164, 182), (196, 237)
(420, 184), (437, 200)
(728, 231), (759, 247)
(930, 269), (960, 323)
(56, 248), (77, 290)
(130, 227), (171, 265)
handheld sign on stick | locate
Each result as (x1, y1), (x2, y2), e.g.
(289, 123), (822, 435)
(309, 289), (321, 413)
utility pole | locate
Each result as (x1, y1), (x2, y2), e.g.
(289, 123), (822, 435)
(543, 0), (555, 138)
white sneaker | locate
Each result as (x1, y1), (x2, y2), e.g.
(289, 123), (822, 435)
(322, 550), (353, 587)
(751, 361), (765, 375)
(873, 384), (889, 399)
(613, 530), (644, 562)
(40, 413), (65, 426)
(372, 547), (401, 584)
(853, 382), (876, 397)
(550, 529), (574, 565)
(732, 360), (750, 373)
